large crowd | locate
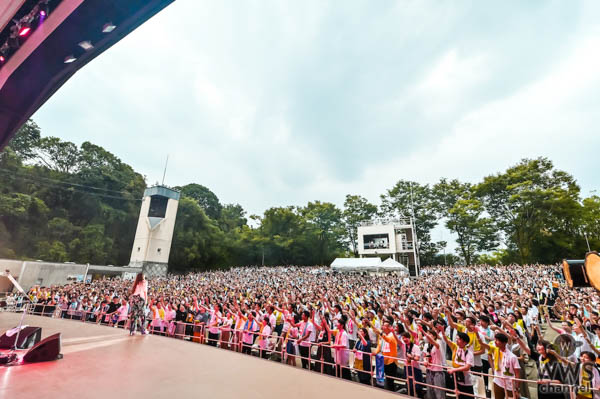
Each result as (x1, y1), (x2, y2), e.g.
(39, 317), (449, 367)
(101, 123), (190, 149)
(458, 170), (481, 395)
(3, 264), (600, 399)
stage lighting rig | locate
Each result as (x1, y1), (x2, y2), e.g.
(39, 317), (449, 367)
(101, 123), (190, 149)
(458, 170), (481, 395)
(64, 55), (76, 64)
(0, 0), (61, 67)
(78, 41), (94, 51)
(17, 21), (31, 37)
(40, 0), (51, 18)
(102, 23), (117, 33)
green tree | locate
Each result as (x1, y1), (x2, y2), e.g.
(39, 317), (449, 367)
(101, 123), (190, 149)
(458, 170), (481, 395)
(433, 179), (498, 265)
(219, 203), (247, 232)
(301, 201), (345, 265)
(4, 120), (41, 161)
(342, 194), (378, 255)
(476, 157), (581, 263)
(177, 183), (222, 219)
(69, 224), (113, 264)
(36, 137), (80, 173)
(37, 241), (69, 262)
(429, 252), (461, 266)
(169, 197), (230, 271)
(580, 195), (600, 250)
(259, 206), (309, 265)
(1, 122), (143, 265)
(476, 250), (510, 266)
(446, 199), (498, 264)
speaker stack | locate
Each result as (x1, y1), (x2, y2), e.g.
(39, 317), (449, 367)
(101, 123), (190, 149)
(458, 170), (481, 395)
(562, 251), (600, 291)
(0, 327), (62, 364)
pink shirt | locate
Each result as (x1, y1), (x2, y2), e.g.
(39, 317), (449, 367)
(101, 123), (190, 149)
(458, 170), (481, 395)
(117, 304), (129, 321)
(242, 319), (258, 344)
(133, 280), (148, 301)
(209, 310), (222, 334)
(427, 340), (444, 372)
(259, 325), (272, 349)
(334, 330), (349, 366)
(165, 309), (176, 322)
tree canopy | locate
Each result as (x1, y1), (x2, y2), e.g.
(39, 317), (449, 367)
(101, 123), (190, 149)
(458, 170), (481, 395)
(1, 120), (597, 269)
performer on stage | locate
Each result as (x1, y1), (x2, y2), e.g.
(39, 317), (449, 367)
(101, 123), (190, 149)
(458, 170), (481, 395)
(129, 273), (148, 335)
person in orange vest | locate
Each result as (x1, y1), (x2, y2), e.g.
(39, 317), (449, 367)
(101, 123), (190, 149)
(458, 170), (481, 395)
(373, 320), (399, 391)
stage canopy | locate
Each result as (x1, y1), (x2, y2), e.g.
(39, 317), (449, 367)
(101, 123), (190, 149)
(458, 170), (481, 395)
(331, 257), (381, 272)
(331, 257), (409, 273)
(0, 0), (175, 150)
(380, 257), (409, 273)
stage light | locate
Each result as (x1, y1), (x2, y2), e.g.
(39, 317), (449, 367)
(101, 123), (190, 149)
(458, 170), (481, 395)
(0, 56), (4, 63)
(18, 23), (31, 37)
(78, 41), (93, 51)
(102, 23), (116, 33)
(40, 3), (49, 18)
(64, 55), (76, 63)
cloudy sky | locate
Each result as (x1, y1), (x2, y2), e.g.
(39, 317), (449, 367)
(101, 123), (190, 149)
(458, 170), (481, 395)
(33, 0), (600, 226)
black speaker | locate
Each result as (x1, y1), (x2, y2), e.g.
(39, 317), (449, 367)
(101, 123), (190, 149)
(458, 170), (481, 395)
(23, 333), (62, 363)
(0, 326), (42, 349)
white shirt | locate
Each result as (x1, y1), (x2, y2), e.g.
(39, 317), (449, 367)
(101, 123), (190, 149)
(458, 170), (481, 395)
(259, 325), (272, 350)
(527, 306), (539, 323)
(453, 345), (475, 386)
(299, 321), (315, 347)
(492, 346), (521, 390)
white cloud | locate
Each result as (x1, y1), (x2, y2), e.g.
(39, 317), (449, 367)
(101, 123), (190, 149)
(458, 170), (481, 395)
(418, 49), (489, 97)
(29, 0), (599, 247)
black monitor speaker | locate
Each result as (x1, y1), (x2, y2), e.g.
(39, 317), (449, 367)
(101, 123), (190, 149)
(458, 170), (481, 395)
(0, 326), (42, 349)
(23, 333), (62, 363)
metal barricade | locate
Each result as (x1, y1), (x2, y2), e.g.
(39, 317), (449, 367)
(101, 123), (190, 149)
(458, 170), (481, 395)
(1, 302), (598, 399)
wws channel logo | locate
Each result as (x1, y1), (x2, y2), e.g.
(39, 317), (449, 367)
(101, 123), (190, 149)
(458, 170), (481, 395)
(538, 334), (594, 395)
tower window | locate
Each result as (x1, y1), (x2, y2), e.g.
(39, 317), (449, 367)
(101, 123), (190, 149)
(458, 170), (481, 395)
(148, 195), (168, 218)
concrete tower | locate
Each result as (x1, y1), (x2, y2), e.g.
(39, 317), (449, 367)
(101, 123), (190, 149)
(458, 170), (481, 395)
(129, 185), (180, 276)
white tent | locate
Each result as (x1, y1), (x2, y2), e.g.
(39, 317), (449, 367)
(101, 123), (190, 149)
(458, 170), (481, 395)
(330, 257), (381, 272)
(380, 257), (409, 274)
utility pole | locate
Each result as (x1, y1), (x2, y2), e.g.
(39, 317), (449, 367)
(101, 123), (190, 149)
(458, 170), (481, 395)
(441, 231), (447, 266)
(584, 232), (591, 252)
(161, 154), (169, 185)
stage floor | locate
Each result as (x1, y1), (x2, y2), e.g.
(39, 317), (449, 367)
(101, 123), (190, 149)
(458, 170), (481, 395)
(0, 313), (398, 399)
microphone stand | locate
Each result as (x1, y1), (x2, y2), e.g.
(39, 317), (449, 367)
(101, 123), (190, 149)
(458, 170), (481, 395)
(2, 270), (33, 364)
(10, 294), (32, 353)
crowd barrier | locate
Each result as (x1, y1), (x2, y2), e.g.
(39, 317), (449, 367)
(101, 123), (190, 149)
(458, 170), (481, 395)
(0, 298), (598, 399)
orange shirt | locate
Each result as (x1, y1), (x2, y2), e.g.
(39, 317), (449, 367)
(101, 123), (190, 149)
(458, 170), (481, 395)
(381, 332), (398, 365)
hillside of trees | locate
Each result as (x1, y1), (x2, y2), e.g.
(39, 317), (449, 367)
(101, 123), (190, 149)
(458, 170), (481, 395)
(0, 120), (598, 270)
